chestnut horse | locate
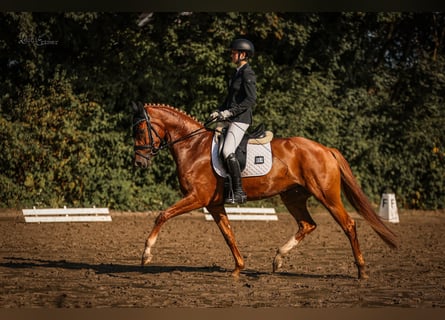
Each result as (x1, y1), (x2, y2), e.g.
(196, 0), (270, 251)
(132, 102), (398, 279)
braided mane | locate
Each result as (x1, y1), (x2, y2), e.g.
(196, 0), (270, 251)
(144, 103), (203, 125)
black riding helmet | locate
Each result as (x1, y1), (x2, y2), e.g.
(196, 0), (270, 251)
(230, 38), (255, 58)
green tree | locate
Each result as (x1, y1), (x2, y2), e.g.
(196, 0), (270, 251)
(1, 12), (444, 210)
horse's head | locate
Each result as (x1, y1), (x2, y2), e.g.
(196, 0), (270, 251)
(132, 102), (167, 168)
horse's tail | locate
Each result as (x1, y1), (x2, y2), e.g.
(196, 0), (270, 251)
(330, 148), (399, 249)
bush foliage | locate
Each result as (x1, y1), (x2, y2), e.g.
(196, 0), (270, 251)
(1, 12), (444, 210)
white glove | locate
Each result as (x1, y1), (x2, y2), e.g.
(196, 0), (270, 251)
(219, 110), (232, 120)
(210, 111), (219, 119)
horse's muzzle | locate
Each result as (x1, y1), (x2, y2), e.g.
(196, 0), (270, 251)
(134, 157), (150, 168)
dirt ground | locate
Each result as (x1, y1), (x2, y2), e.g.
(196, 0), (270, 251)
(0, 208), (444, 308)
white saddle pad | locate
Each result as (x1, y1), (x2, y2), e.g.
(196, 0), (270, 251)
(211, 138), (273, 178)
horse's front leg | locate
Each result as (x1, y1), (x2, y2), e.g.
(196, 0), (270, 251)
(207, 205), (245, 277)
(141, 212), (165, 266)
(141, 195), (203, 266)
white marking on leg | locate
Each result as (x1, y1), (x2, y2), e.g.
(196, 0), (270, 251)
(142, 235), (158, 264)
(273, 236), (300, 272)
(147, 236), (158, 253)
(278, 236), (299, 256)
(147, 236), (157, 249)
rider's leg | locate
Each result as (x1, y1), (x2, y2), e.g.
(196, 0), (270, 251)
(222, 122), (249, 204)
(225, 153), (247, 204)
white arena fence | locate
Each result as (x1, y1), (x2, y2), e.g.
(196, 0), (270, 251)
(22, 206), (111, 223)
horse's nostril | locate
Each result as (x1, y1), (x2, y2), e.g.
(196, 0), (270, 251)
(134, 159), (149, 168)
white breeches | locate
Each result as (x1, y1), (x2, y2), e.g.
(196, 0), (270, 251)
(222, 122), (250, 159)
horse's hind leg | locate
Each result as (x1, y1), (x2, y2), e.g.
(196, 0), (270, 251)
(273, 188), (317, 272)
(323, 200), (368, 279)
(311, 185), (368, 279)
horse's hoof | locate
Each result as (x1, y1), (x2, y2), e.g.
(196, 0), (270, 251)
(231, 269), (241, 279)
(272, 256), (282, 272)
(357, 267), (369, 280)
(141, 252), (153, 266)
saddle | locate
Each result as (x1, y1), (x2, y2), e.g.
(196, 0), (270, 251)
(218, 123), (273, 171)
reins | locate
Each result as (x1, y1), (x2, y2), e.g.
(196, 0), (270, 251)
(133, 110), (218, 158)
(165, 125), (213, 148)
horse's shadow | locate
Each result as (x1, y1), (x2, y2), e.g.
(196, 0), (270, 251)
(1, 256), (224, 275)
(1, 256), (355, 280)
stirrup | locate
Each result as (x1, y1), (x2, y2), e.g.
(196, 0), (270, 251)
(225, 190), (247, 204)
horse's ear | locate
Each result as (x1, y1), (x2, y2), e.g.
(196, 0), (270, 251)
(131, 101), (139, 114)
(131, 101), (144, 115)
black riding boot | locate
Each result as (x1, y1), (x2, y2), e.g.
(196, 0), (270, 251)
(225, 153), (247, 204)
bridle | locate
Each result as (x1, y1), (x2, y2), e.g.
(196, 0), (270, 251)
(132, 107), (167, 161)
(132, 107), (214, 161)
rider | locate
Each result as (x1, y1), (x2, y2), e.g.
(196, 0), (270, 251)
(210, 38), (257, 204)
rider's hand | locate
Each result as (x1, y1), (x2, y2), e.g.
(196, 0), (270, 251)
(209, 111), (219, 119)
(219, 110), (232, 120)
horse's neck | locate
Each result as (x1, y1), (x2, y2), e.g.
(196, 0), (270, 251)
(154, 107), (212, 165)
(150, 106), (203, 140)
